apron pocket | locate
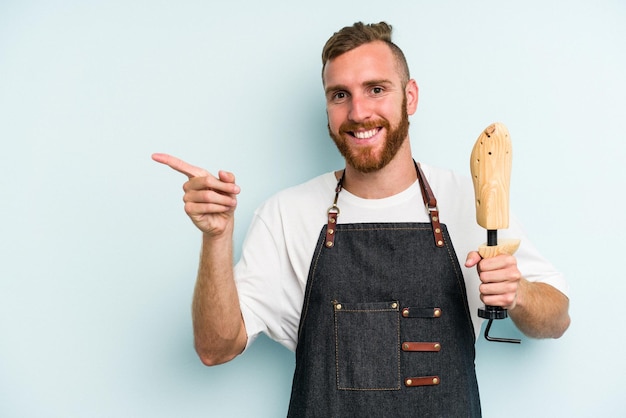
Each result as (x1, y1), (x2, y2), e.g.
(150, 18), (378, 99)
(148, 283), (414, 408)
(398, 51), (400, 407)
(333, 300), (400, 391)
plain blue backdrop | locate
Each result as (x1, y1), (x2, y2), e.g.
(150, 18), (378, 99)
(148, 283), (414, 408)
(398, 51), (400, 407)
(1, 0), (624, 416)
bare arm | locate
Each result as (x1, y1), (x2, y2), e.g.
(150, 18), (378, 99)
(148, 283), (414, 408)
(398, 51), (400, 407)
(507, 279), (570, 339)
(465, 252), (570, 339)
(192, 228), (247, 365)
(152, 153), (247, 365)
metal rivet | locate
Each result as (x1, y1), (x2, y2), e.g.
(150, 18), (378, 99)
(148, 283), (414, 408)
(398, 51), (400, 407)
(329, 218), (336, 223)
(434, 308), (441, 317)
(328, 229), (334, 235)
(432, 377), (439, 385)
(391, 302), (398, 309)
(434, 343), (441, 351)
(335, 304), (342, 310)
(402, 308), (410, 317)
(326, 242), (333, 248)
(402, 343), (409, 350)
(432, 216), (438, 221)
(405, 379), (412, 386)
(435, 228), (441, 233)
(437, 240), (443, 246)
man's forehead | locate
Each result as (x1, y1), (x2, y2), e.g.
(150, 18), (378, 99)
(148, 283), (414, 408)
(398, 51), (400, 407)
(322, 41), (400, 87)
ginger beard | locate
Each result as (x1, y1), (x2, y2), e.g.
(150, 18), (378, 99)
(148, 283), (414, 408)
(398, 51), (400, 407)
(328, 96), (410, 173)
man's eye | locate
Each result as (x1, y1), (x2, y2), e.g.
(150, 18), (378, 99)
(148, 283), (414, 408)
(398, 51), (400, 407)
(371, 87), (383, 95)
(330, 91), (348, 103)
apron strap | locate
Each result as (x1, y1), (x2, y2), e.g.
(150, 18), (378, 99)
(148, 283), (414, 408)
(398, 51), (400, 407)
(415, 161), (445, 247)
(325, 163), (445, 249)
(325, 170), (345, 248)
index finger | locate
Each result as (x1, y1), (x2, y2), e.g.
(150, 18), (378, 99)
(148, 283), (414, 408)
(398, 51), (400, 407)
(151, 153), (210, 179)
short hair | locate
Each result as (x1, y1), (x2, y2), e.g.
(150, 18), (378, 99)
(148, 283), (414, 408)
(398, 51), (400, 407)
(321, 22), (410, 86)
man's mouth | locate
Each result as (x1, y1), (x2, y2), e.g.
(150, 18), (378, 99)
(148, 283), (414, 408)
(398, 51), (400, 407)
(351, 128), (380, 140)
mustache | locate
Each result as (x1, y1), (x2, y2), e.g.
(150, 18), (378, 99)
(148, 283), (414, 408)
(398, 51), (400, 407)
(339, 119), (390, 133)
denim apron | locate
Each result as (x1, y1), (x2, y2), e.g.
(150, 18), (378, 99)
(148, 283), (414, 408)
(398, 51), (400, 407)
(287, 164), (481, 417)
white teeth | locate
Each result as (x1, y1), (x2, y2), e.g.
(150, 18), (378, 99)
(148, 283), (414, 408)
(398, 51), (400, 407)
(354, 129), (378, 139)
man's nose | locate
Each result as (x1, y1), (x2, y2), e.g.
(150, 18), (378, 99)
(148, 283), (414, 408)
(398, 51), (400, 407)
(348, 94), (372, 122)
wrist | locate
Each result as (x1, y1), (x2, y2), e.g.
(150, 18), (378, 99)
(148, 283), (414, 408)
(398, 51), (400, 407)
(509, 277), (529, 312)
(202, 227), (233, 245)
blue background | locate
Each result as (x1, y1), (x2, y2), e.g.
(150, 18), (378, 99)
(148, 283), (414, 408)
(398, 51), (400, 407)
(1, 0), (624, 416)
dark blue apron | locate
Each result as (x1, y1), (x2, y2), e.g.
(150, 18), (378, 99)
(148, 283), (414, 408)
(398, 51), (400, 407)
(287, 164), (481, 417)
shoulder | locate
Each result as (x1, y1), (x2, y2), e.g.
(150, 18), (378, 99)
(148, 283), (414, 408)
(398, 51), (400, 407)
(252, 171), (338, 227)
(418, 163), (475, 217)
(419, 163), (473, 192)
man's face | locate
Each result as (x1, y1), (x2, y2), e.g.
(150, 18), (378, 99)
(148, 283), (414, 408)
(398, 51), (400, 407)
(323, 41), (417, 173)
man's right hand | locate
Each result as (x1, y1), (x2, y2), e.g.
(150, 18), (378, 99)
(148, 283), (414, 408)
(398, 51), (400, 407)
(153, 153), (247, 364)
(152, 153), (240, 237)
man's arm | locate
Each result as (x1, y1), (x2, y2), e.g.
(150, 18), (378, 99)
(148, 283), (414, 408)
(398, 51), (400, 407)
(152, 153), (247, 365)
(465, 252), (570, 339)
(192, 229), (247, 365)
(507, 279), (570, 339)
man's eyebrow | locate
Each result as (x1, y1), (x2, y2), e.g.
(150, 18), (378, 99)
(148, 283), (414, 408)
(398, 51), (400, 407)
(364, 79), (393, 87)
(324, 84), (347, 96)
(324, 79), (394, 96)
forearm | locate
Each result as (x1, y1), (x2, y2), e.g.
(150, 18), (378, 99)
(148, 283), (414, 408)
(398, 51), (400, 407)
(508, 278), (570, 339)
(192, 227), (247, 366)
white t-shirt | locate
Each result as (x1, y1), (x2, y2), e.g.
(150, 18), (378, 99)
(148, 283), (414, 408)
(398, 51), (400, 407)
(234, 163), (569, 352)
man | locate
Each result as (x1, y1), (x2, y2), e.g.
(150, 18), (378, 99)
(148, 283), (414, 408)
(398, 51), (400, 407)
(153, 22), (570, 417)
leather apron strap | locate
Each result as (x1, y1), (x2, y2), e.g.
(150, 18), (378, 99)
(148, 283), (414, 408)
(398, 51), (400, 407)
(324, 161), (445, 248)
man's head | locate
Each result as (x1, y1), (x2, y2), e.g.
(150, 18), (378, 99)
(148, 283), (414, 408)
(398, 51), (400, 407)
(322, 22), (410, 89)
(322, 22), (418, 173)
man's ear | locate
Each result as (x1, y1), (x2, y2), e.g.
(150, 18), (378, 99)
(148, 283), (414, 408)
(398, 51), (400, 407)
(406, 79), (419, 115)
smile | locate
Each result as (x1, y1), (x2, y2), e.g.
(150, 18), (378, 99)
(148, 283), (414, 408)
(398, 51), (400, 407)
(351, 128), (380, 140)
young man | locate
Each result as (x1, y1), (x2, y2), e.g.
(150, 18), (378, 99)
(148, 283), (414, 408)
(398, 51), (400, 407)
(153, 22), (570, 417)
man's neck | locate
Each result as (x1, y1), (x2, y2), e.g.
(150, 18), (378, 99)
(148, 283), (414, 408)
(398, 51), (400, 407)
(338, 145), (417, 199)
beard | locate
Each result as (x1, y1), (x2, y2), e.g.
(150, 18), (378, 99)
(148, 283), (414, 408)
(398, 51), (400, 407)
(328, 98), (410, 173)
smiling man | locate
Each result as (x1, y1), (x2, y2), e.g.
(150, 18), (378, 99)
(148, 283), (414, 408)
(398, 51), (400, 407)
(153, 21), (570, 417)
(324, 40), (414, 176)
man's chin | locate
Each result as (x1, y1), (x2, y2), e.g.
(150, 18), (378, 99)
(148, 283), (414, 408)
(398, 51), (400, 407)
(346, 154), (386, 173)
